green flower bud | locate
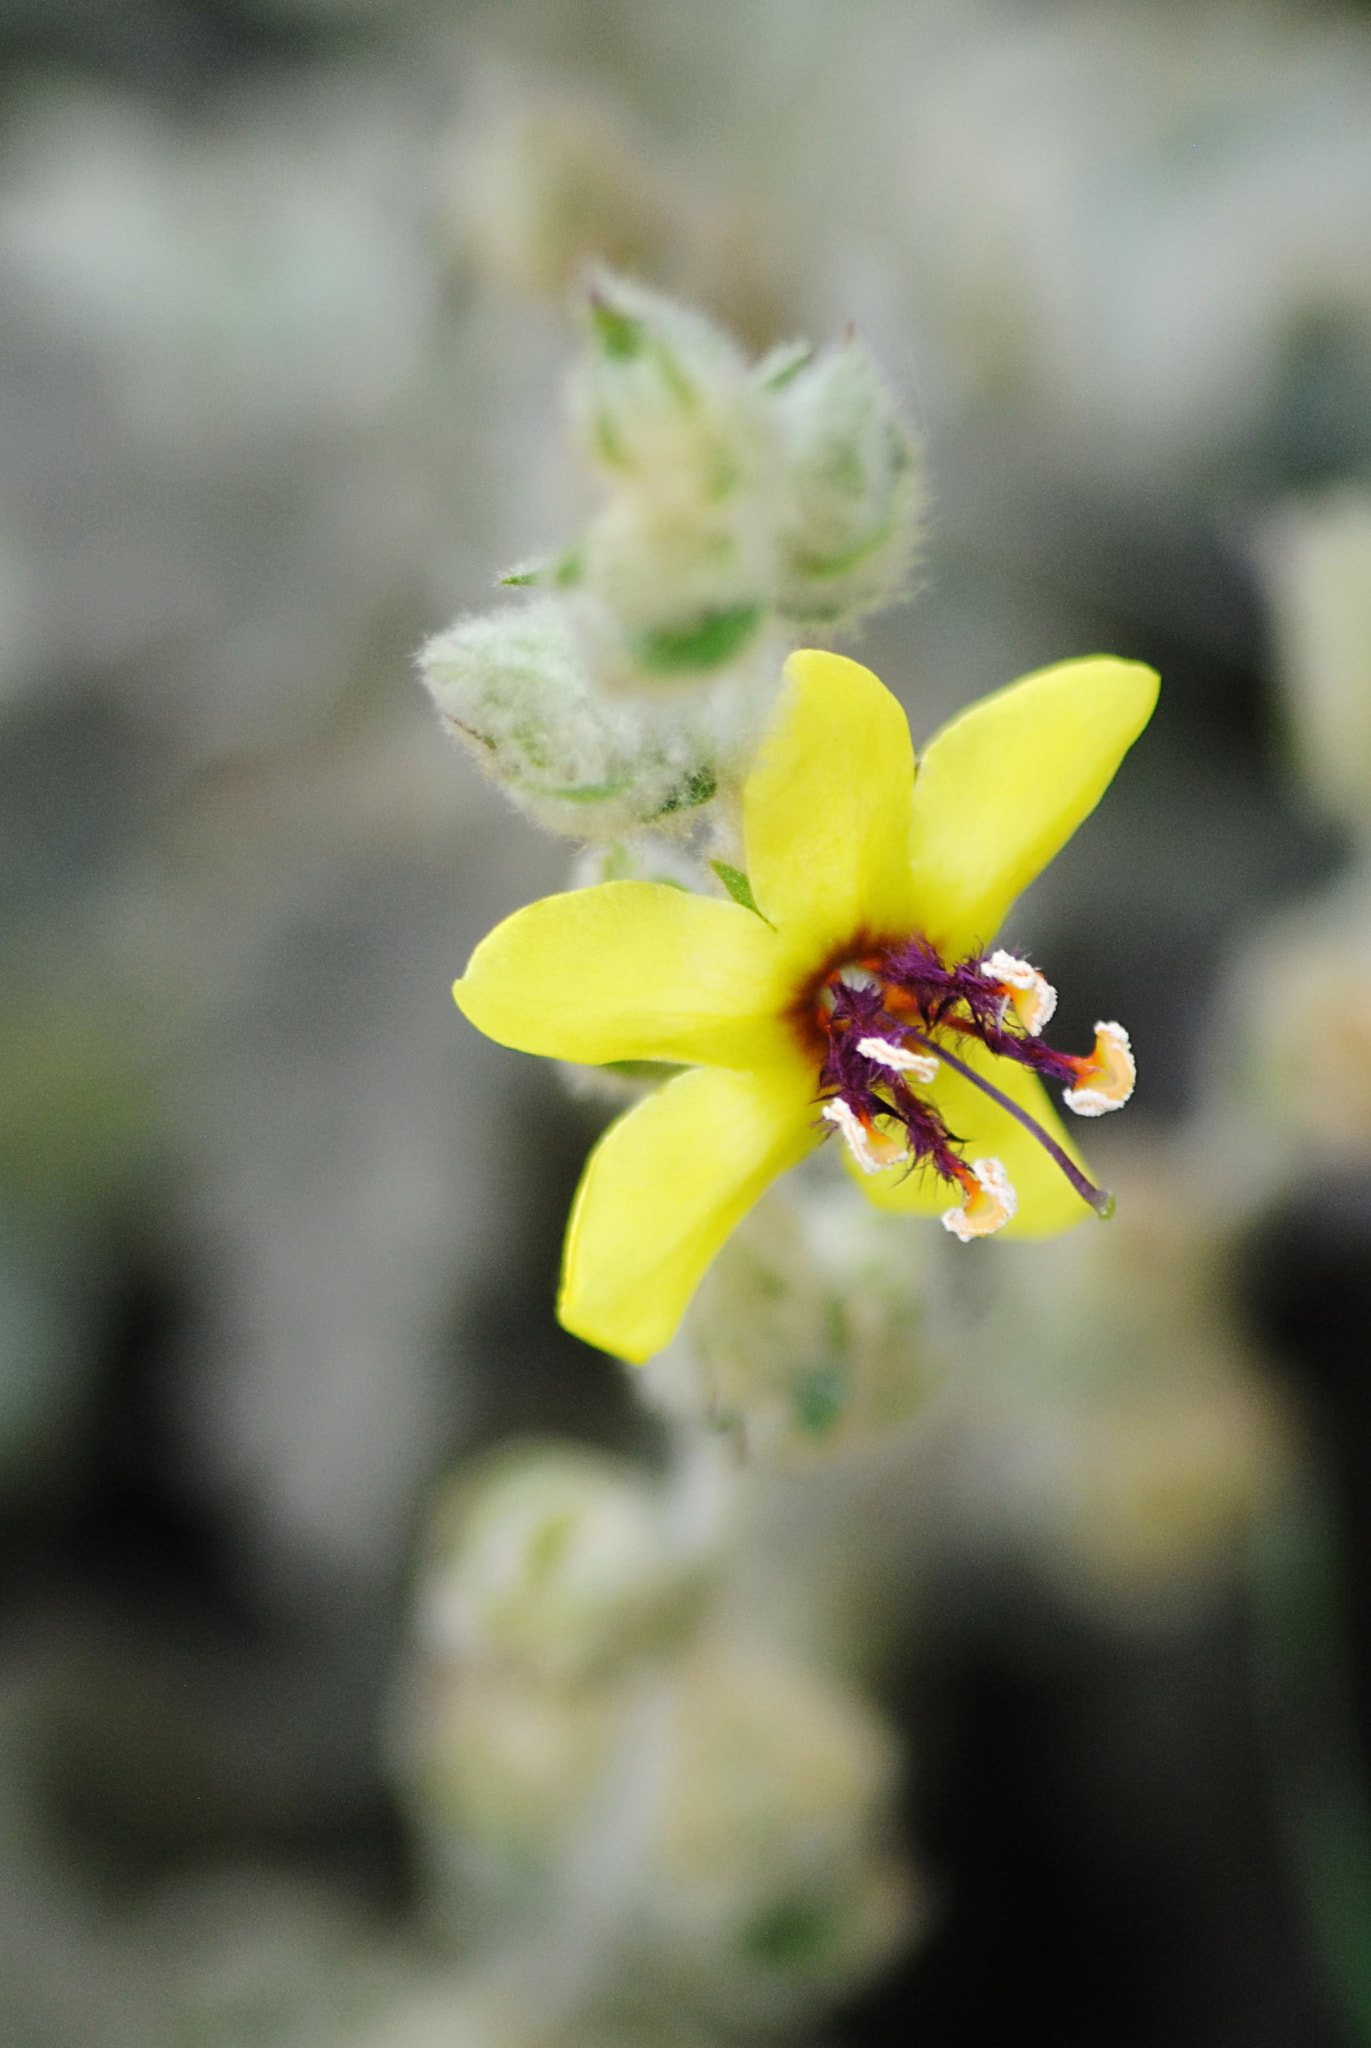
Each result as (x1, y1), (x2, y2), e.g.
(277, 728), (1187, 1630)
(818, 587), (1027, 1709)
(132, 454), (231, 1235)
(771, 336), (925, 627)
(418, 600), (731, 837)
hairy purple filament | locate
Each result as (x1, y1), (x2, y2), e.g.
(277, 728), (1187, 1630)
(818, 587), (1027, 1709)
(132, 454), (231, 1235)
(815, 940), (1113, 1215)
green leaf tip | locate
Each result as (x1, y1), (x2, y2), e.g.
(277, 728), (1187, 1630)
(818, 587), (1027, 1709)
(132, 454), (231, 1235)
(589, 297), (646, 360)
(710, 861), (763, 915)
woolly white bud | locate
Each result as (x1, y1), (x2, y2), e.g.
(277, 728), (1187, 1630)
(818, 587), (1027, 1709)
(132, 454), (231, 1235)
(416, 1444), (700, 1684)
(770, 335), (925, 627)
(401, 1661), (623, 1897)
(441, 98), (676, 298)
(418, 600), (726, 836)
(1256, 488), (1371, 829)
(569, 274), (781, 679)
(644, 1191), (941, 1456)
(570, 272), (764, 491)
(633, 1648), (923, 2026)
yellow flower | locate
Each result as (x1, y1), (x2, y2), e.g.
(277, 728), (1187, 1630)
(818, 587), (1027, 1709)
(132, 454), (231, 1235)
(455, 651), (1158, 1362)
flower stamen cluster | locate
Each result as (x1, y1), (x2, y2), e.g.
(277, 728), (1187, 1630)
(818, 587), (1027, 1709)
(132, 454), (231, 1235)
(815, 945), (1135, 1237)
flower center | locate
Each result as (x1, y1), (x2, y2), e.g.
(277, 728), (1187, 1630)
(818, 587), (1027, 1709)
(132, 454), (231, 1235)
(813, 938), (1134, 1238)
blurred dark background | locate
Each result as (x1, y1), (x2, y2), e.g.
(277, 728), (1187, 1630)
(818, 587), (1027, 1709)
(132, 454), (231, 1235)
(2, 3), (1371, 2043)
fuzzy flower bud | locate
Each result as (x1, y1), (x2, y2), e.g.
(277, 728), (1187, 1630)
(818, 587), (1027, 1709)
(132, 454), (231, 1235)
(442, 97), (677, 299)
(1257, 488), (1371, 829)
(568, 274), (781, 681)
(419, 600), (730, 837)
(414, 1444), (701, 1685)
(769, 335), (924, 628)
(403, 1663), (625, 1897)
(642, 1189), (943, 1456)
(631, 1648), (923, 2030)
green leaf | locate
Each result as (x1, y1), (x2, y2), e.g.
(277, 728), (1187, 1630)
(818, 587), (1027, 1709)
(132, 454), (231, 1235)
(498, 544), (584, 591)
(710, 861), (763, 916)
(656, 767), (718, 816)
(528, 776), (634, 804)
(627, 605), (762, 673)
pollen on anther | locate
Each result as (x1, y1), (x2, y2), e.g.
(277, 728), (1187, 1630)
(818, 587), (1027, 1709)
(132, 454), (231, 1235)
(941, 1156), (1017, 1241)
(1063, 1020), (1135, 1117)
(856, 1035), (939, 1084)
(821, 1097), (909, 1174)
(983, 949), (1057, 1036)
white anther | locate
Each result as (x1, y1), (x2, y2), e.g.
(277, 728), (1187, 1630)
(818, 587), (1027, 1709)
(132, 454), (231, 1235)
(983, 949), (1057, 1036)
(1062, 1020), (1135, 1117)
(856, 1035), (939, 1084)
(821, 1098), (909, 1174)
(941, 1157), (1018, 1241)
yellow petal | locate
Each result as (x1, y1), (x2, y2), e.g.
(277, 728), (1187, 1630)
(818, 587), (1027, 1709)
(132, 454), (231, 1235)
(559, 1056), (819, 1362)
(857, 1041), (1096, 1237)
(907, 656), (1159, 959)
(744, 650), (919, 966)
(455, 881), (789, 1068)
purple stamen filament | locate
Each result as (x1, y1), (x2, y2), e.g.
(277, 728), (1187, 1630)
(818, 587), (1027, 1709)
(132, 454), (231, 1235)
(900, 1027), (1114, 1219)
(815, 942), (1115, 1220)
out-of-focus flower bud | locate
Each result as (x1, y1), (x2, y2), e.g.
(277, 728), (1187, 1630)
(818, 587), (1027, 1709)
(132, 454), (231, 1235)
(769, 335), (925, 628)
(419, 601), (731, 838)
(941, 1154), (1299, 1623)
(644, 1188), (942, 1456)
(414, 1444), (703, 1684)
(629, 1647), (923, 2030)
(441, 97), (679, 299)
(343, 1972), (724, 2048)
(568, 275), (781, 682)
(571, 274), (764, 495)
(1029, 1377), (1294, 1621)
(404, 1662), (626, 1895)
(1256, 489), (1371, 830)
(1216, 866), (1371, 1166)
